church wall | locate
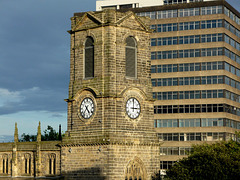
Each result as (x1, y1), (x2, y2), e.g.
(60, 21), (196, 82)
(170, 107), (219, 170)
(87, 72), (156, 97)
(61, 143), (160, 180)
(0, 141), (61, 178)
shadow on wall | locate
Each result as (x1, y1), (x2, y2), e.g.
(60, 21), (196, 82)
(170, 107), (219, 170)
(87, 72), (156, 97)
(62, 167), (106, 180)
(0, 167), (106, 180)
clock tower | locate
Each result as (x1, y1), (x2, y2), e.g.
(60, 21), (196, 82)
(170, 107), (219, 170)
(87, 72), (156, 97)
(61, 9), (160, 179)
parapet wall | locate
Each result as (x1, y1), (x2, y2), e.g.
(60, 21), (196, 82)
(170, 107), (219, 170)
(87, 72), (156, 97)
(0, 141), (61, 178)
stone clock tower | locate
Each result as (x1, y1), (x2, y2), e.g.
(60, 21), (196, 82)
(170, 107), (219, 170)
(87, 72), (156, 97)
(61, 9), (160, 180)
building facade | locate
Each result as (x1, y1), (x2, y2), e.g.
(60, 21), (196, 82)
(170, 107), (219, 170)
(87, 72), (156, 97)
(61, 9), (160, 179)
(96, 0), (240, 175)
(0, 123), (61, 178)
(0, 0), (239, 179)
(0, 8), (160, 180)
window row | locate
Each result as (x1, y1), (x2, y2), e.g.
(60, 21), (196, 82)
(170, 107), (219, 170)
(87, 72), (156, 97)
(137, 6), (223, 19)
(160, 147), (193, 156)
(154, 104), (240, 116)
(151, 61), (240, 77)
(151, 33), (223, 46)
(154, 118), (240, 129)
(225, 48), (240, 64)
(225, 62), (240, 77)
(85, 36), (138, 79)
(138, 6), (240, 25)
(150, 19), (224, 33)
(160, 161), (176, 170)
(151, 47), (223, 60)
(224, 34), (240, 51)
(163, 0), (188, 5)
(225, 76), (240, 89)
(225, 21), (240, 38)
(152, 76), (240, 90)
(0, 153), (57, 175)
(224, 7), (240, 25)
(153, 89), (240, 103)
(151, 61), (223, 73)
(158, 132), (237, 142)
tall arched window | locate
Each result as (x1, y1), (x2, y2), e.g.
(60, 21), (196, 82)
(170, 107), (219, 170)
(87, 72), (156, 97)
(24, 154), (31, 174)
(2, 154), (8, 174)
(126, 37), (137, 78)
(49, 154), (56, 175)
(85, 37), (94, 78)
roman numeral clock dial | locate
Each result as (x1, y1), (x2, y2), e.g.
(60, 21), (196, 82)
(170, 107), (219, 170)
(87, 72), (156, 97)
(126, 98), (141, 119)
(80, 97), (95, 119)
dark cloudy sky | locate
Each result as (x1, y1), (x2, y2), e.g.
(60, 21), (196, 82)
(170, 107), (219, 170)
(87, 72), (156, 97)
(0, 0), (96, 137)
(0, 0), (239, 138)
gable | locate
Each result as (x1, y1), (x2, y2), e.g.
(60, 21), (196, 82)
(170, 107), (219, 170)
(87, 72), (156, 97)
(72, 12), (103, 32)
(118, 14), (148, 31)
(72, 10), (150, 32)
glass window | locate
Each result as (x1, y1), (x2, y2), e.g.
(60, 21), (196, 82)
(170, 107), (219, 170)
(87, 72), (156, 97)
(151, 39), (156, 46)
(85, 37), (94, 78)
(126, 37), (137, 78)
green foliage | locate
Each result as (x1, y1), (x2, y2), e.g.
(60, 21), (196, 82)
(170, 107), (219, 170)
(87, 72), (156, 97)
(165, 140), (240, 180)
(20, 126), (61, 142)
(41, 125), (60, 141)
(20, 133), (37, 142)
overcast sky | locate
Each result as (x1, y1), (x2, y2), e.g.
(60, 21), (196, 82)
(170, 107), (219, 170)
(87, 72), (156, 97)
(0, 0), (239, 139)
(0, 0), (96, 138)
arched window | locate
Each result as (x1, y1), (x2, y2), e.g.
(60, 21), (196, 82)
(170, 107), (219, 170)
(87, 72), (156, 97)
(85, 37), (94, 78)
(49, 154), (56, 175)
(125, 158), (145, 180)
(2, 154), (8, 174)
(126, 37), (137, 78)
(24, 154), (31, 174)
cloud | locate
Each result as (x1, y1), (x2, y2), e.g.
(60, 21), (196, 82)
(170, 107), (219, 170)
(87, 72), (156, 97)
(0, 87), (67, 115)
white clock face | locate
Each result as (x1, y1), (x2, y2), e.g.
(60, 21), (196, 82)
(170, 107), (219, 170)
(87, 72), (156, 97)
(80, 97), (95, 119)
(126, 98), (141, 119)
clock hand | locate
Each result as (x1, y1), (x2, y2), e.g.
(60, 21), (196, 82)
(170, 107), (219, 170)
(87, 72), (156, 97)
(131, 107), (140, 110)
(85, 105), (90, 114)
(133, 98), (135, 112)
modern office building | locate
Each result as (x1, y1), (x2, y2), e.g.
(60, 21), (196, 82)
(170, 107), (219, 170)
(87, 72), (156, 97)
(97, 0), (240, 174)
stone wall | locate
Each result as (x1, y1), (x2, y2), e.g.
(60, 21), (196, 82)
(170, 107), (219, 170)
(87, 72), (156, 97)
(62, 9), (160, 180)
(61, 143), (159, 180)
(0, 141), (61, 178)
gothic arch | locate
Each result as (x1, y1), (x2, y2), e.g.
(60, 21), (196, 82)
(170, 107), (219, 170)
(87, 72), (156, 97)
(125, 157), (147, 180)
(24, 153), (31, 174)
(2, 154), (9, 174)
(48, 153), (56, 175)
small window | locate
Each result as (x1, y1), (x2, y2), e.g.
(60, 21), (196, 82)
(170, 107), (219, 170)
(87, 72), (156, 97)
(126, 37), (137, 78)
(85, 37), (94, 78)
(2, 154), (8, 174)
(24, 154), (31, 174)
(120, 4), (133, 9)
(49, 154), (56, 175)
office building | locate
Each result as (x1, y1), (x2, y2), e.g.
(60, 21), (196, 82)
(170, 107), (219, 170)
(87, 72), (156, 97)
(97, 0), (240, 173)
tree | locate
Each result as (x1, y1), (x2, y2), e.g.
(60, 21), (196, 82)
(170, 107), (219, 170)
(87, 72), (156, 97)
(165, 140), (240, 180)
(20, 125), (61, 141)
(41, 125), (60, 141)
(20, 133), (37, 142)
